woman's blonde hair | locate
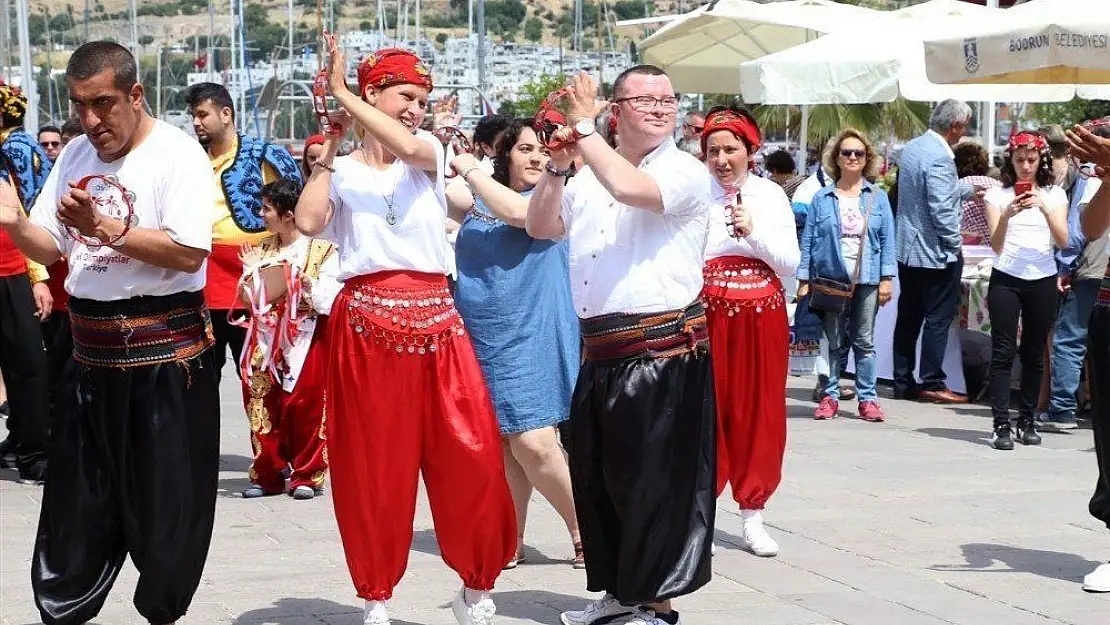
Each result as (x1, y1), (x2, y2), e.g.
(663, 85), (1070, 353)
(822, 128), (881, 182)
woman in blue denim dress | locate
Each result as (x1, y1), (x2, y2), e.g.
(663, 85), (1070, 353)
(448, 118), (583, 569)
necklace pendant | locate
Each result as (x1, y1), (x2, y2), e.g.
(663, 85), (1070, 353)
(386, 209), (398, 226)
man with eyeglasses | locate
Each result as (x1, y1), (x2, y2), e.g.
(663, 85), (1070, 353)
(527, 66), (714, 625)
(678, 110), (705, 158)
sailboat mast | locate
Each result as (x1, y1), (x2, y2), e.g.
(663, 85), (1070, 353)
(14, 0), (37, 132)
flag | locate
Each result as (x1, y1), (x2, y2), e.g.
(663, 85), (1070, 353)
(481, 96), (497, 116)
(194, 56), (207, 70)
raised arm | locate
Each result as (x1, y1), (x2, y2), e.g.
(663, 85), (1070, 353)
(565, 73), (666, 213)
(451, 153), (528, 228)
(325, 34), (438, 172)
(296, 126), (346, 237)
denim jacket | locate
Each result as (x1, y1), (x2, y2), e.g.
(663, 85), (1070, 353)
(797, 181), (897, 286)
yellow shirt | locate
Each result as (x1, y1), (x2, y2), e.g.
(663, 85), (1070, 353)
(210, 137), (280, 245)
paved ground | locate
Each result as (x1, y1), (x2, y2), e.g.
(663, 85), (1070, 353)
(2, 367), (1108, 625)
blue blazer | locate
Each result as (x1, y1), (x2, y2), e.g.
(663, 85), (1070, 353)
(895, 132), (964, 269)
(798, 181), (897, 286)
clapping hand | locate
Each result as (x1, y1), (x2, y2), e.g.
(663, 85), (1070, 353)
(1066, 123), (1110, 169)
(239, 241), (263, 269)
(434, 95), (462, 129)
(565, 72), (610, 122)
(323, 31), (350, 98)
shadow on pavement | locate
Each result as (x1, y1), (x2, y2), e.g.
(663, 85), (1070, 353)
(220, 453), (253, 472)
(493, 589), (591, 623)
(409, 529), (569, 566)
(930, 543), (1102, 583)
(231, 597), (373, 624)
(915, 427), (989, 446)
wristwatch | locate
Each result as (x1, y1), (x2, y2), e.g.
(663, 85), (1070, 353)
(573, 119), (596, 140)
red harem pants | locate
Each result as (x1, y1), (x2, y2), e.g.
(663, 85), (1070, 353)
(326, 271), (516, 600)
(703, 256), (789, 510)
(241, 317), (331, 493)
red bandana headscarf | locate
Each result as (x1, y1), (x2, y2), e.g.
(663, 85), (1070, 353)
(356, 48), (434, 97)
(1006, 130), (1048, 155)
(304, 134), (326, 151)
(701, 109), (762, 168)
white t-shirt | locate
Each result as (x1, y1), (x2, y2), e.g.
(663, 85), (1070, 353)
(704, 175), (799, 277)
(984, 184), (1067, 280)
(324, 131), (447, 280)
(29, 120), (214, 301)
(560, 138), (712, 317)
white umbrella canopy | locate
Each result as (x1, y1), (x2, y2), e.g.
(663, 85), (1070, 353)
(923, 0), (1110, 86)
(738, 0), (1092, 105)
(639, 0), (879, 94)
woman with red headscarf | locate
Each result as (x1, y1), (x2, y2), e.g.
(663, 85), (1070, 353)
(294, 35), (515, 625)
(300, 133), (327, 179)
(700, 106), (799, 557)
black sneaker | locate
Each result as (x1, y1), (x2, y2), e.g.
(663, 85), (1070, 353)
(1016, 418), (1042, 446)
(18, 461), (46, 485)
(0, 434), (17, 469)
(991, 424), (1014, 450)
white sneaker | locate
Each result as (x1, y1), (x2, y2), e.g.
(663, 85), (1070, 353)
(1083, 562), (1110, 592)
(740, 510), (780, 557)
(625, 606), (682, 625)
(363, 600), (391, 624)
(451, 587), (497, 625)
(559, 593), (633, 625)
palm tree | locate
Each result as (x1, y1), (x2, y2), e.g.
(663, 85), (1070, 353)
(746, 98), (929, 147)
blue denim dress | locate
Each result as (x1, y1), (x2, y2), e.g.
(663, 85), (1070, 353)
(455, 197), (580, 434)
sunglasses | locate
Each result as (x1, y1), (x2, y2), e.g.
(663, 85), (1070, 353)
(40, 141), (60, 148)
(840, 148), (866, 159)
(684, 123), (704, 133)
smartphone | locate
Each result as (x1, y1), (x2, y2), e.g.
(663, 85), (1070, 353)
(1014, 180), (1033, 197)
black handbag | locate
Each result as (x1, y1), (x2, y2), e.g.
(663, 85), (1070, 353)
(807, 191), (876, 314)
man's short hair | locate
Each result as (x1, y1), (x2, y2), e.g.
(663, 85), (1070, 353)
(61, 117), (83, 138)
(184, 82), (236, 121)
(1093, 120), (1110, 140)
(66, 41), (138, 92)
(38, 125), (61, 137)
(473, 114), (512, 148)
(928, 99), (973, 134)
(612, 65), (668, 99)
(764, 149), (796, 174)
(1040, 124), (1068, 159)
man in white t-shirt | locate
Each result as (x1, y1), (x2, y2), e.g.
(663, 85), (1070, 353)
(0, 42), (219, 625)
(527, 66), (714, 625)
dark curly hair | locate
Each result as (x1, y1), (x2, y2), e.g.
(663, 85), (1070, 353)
(1000, 131), (1054, 188)
(260, 178), (301, 217)
(953, 142), (990, 178)
(491, 118), (537, 188)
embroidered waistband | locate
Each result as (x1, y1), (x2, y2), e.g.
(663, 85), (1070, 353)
(580, 301), (708, 363)
(341, 272), (465, 356)
(68, 291), (214, 368)
(703, 255), (785, 312)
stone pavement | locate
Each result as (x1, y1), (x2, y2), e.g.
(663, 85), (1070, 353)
(2, 367), (1108, 625)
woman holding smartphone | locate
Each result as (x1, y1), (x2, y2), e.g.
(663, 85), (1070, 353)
(983, 131), (1069, 451)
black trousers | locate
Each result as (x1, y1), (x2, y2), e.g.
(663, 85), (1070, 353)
(0, 274), (48, 472)
(1088, 306), (1110, 529)
(210, 309), (246, 381)
(32, 348), (221, 625)
(986, 270), (1058, 425)
(892, 259), (963, 394)
(569, 349), (716, 604)
(41, 313), (74, 424)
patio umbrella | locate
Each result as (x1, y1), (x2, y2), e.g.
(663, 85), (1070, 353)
(923, 0), (1110, 86)
(638, 0), (878, 94)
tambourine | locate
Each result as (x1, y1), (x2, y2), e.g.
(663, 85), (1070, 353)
(432, 126), (473, 179)
(66, 174), (138, 251)
(533, 88), (571, 150)
(313, 70), (342, 137)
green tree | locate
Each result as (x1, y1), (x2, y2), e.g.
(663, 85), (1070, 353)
(139, 35), (155, 46)
(1033, 98), (1110, 128)
(500, 73), (567, 118)
(524, 17), (544, 42)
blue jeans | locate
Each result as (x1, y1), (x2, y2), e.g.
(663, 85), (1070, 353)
(823, 284), (880, 402)
(1047, 278), (1100, 420)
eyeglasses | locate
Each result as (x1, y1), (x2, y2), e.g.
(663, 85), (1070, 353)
(40, 141), (60, 148)
(684, 123), (704, 133)
(615, 95), (680, 112)
(840, 148), (866, 159)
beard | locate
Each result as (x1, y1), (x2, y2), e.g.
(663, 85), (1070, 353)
(196, 133), (212, 147)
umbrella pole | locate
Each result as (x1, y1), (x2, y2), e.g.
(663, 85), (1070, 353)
(797, 105), (809, 175)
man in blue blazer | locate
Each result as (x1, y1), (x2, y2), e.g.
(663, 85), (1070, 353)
(892, 99), (976, 403)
